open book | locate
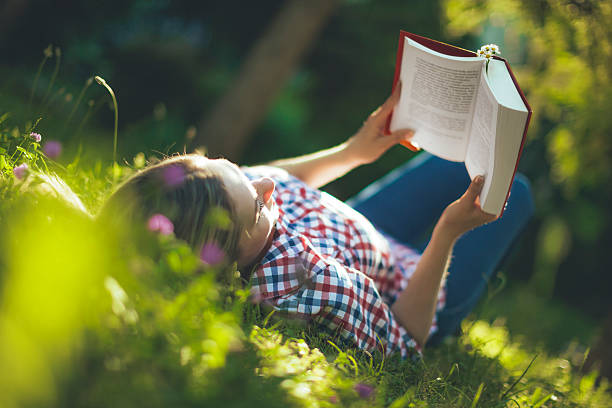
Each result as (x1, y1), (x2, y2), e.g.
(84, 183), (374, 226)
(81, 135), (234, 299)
(387, 31), (532, 216)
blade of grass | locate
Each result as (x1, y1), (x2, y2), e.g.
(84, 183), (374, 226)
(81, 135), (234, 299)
(500, 354), (538, 401)
(470, 382), (485, 408)
(94, 76), (119, 164)
(65, 77), (94, 129)
(533, 393), (553, 408)
(41, 47), (62, 106)
(29, 45), (52, 111)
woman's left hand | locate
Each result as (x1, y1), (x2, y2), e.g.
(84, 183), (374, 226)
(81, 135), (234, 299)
(437, 175), (499, 240)
(344, 82), (415, 165)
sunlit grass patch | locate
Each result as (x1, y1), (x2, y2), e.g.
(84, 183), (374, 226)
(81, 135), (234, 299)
(461, 319), (610, 407)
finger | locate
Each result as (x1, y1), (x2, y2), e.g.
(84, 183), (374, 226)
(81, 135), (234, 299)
(485, 213), (499, 223)
(465, 175), (485, 202)
(478, 212), (499, 227)
(379, 80), (402, 115)
(390, 128), (414, 142)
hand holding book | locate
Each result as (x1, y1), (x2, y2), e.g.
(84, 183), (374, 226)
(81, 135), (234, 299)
(344, 82), (415, 165)
(386, 32), (532, 216)
(438, 175), (499, 240)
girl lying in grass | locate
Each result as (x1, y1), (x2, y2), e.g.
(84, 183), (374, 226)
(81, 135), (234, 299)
(98, 86), (533, 358)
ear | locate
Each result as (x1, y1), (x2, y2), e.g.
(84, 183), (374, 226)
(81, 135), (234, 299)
(263, 188), (273, 203)
(254, 177), (275, 203)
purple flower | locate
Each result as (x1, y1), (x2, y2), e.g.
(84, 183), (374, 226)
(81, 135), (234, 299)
(43, 140), (62, 159)
(13, 163), (28, 179)
(200, 242), (224, 265)
(162, 165), (185, 187)
(30, 132), (42, 142)
(147, 213), (174, 235)
(354, 383), (374, 399)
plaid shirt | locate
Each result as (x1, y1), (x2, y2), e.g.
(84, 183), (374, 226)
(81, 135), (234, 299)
(243, 166), (445, 358)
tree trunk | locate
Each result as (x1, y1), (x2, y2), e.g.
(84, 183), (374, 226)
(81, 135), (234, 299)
(194, 0), (340, 161)
(582, 308), (612, 382)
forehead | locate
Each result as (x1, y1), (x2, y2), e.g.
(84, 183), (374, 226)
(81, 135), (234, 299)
(206, 158), (247, 187)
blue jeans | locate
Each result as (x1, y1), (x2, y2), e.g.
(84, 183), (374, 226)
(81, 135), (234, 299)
(346, 152), (534, 345)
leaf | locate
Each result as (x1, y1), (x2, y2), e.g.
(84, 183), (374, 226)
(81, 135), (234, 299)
(530, 387), (542, 404)
(470, 382), (485, 408)
(533, 393), (553, 408)
(166, 251), (182, 272)
(501, 354), (538, 400)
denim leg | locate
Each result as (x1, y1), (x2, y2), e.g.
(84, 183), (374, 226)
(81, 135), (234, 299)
(346, 153), (470, 247)
(427, 174), (535, 345)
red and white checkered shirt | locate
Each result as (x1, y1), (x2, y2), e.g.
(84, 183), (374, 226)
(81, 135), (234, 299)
(242, 165), (446, 358)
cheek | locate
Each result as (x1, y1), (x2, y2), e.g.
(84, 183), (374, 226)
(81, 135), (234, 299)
(237, 231), (250, 252)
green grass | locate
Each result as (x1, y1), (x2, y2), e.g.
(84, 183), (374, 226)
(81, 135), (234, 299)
(1, 113), (611, 407)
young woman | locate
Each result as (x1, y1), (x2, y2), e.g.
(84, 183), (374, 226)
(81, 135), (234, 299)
(99, 87), (534, 358)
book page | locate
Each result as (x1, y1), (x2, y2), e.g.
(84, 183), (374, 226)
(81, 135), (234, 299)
(485, 59), (528, 112)
(477, 59), (528, 215)
(465, 67), (498, 204)
(390, 38), (484, 161)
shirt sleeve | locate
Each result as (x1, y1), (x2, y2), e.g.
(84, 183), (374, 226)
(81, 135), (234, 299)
(263, 243), (421, 359)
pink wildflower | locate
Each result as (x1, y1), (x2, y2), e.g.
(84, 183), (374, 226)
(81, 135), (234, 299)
(30, 132), (42, 142)
(354, 383), (374, 399)
(147, 213), (174, 235)
(43, 140), (62, 158)
(200, 242), (224, 265)
(13, 163), (28, 179)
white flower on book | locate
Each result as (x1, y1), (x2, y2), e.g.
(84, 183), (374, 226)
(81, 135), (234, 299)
(477, 43), (501, 73)
(477, 43), (501, 59)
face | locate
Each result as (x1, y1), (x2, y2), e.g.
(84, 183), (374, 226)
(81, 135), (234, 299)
(206, 158), (277, 266)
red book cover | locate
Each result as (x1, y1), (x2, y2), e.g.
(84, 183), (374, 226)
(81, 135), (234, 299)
(386, 31), (532, 216)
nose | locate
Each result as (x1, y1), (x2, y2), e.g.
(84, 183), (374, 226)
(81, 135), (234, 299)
(254, 177), (275, 203)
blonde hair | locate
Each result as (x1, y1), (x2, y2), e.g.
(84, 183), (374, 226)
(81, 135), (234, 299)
(97, 154), (243, 261)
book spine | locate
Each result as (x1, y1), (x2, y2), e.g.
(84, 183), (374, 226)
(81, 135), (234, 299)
(385, 31), (419, 151)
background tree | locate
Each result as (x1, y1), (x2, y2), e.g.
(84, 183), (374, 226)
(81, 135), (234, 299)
(194, 0), (341, 160)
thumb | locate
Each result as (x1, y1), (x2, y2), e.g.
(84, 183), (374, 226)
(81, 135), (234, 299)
(465, 175), (484, 202)
(380, 80), (403, 115)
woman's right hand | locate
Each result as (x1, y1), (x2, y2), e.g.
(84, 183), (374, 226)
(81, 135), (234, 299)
(344, 82), (414, 165)
(436, 176), (498, 240)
